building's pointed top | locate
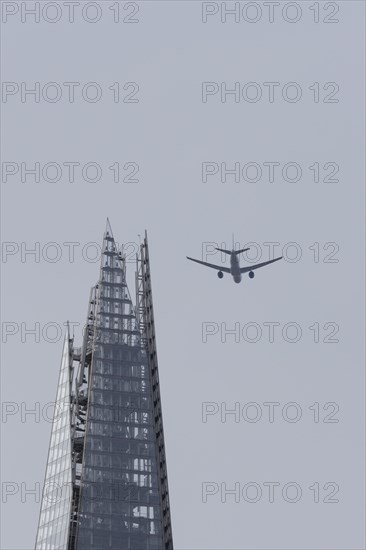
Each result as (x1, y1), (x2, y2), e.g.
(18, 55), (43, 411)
(104, 217), (114, 239)
(100, 219), (119, 269)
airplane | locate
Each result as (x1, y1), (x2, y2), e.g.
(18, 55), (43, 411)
(186, 238), (283, 284)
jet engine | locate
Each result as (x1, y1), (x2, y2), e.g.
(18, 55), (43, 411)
(248, 271), (255, 279)
(217, 271), (224, 279)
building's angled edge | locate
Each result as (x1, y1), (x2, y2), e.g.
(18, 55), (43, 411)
(136, 231), (173, 549)
(35, 326), (73, 549)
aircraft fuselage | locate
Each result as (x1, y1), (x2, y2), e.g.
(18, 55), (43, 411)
(230, 252), (242, 283)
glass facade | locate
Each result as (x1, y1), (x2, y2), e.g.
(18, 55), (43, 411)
(75, 228), (164, 549)
(35, 334), (73, 550)
(35, 222), (172, 550)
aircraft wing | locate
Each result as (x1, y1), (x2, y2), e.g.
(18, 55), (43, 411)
(186, 256), (231, 273)
(240, 256), (283, 274)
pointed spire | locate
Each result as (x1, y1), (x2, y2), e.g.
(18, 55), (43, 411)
(65, 320), (71, 340)
(98, 221), (133, 303)
(104, 217), (114, 239)
(100, 219), (119, 276)
(103, 219), (119, 255)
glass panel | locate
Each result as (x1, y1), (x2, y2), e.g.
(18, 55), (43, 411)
(35, 224), (170, 550)
(75, 227), (164, 550)
(35, 334), (73, 549)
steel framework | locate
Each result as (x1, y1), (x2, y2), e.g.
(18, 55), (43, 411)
(35, 221), (173, 550)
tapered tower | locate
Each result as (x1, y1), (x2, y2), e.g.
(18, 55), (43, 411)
(35, 221), (173, 550)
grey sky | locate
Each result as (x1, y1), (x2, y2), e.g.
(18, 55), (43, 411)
(1, 1), (365, 549)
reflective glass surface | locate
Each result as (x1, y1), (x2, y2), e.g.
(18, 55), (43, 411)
(35, 335), (73, 549)
(75, 229), (164, 549)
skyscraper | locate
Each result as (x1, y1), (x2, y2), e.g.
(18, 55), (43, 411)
(35, 221), (173, 550)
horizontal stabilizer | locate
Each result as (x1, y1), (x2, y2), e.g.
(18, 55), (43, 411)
(234, 247), (250, 255)
(215, 248), (232, 255)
